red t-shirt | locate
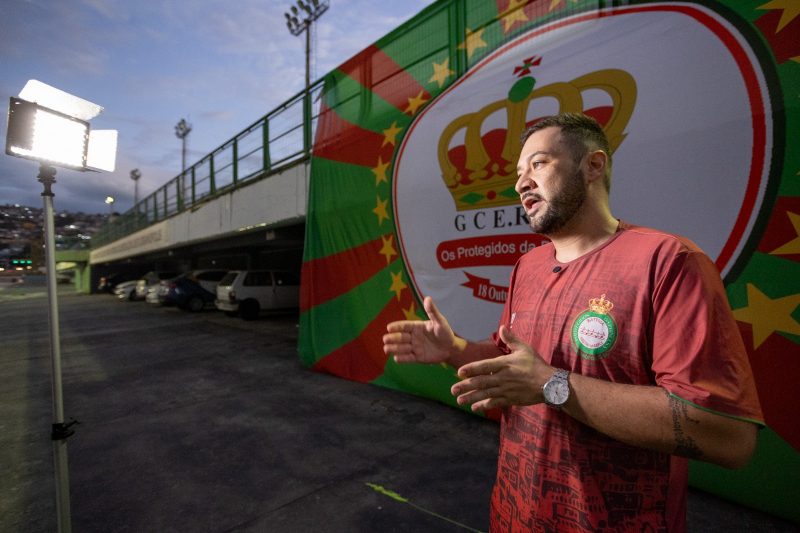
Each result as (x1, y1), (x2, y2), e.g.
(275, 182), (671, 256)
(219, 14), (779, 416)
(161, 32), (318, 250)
(489, 222), (763, 532)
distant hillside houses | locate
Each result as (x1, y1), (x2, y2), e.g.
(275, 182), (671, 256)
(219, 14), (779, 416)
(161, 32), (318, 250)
(0, 204), (108, 269)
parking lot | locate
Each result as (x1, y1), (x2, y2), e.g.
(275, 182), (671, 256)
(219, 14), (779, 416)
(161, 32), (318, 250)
(0, 282), (796, 532)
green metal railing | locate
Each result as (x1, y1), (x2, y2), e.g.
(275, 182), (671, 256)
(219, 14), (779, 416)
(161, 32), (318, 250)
(92, 80), (324, 248)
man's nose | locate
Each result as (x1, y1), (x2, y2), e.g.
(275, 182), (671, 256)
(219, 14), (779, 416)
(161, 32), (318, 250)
(515, 174), (533, 195)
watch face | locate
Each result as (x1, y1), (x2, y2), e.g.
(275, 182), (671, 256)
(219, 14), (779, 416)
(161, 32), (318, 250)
(544, 379), (569, 406)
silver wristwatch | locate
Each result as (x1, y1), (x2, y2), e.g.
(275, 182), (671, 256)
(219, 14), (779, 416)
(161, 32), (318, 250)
(542, 368), (570, 408)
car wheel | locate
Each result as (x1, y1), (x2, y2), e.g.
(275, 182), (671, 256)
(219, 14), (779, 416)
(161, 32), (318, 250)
(224, 311), (238, 317)
(240, 299), (260, 321)
(128, 290), (136, 301)
(187, 296), (204, 312)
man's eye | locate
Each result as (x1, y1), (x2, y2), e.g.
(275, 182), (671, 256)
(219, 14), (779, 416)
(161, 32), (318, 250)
(531, 160), (544, 170)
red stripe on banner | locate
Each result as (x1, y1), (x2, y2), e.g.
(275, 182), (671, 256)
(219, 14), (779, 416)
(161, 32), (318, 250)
(755, 9), (800, 65)
(338, 44), (380, 84)
(338, 44), (430, 113)
(756, 197), (800, 263)
(738, 323), (800, 451)
(300, 235), (392, 312)
(312, 296), (410, 383)
(313, 102), (389, 167)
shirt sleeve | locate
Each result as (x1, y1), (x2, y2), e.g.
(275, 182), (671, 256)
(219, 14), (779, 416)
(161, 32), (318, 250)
(650, 249), (764, 424)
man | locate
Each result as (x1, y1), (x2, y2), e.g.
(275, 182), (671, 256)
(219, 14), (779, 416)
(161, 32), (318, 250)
(382, 113), (763, 532)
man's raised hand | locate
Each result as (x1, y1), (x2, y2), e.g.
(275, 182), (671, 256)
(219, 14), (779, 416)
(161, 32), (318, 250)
(382, 296), (457, 365)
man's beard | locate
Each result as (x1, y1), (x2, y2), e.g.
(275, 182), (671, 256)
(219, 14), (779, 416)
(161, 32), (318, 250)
(527, 166), (587, 235)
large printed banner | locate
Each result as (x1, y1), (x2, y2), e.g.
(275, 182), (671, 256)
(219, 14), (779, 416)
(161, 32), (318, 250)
(300, 0), (799, 520)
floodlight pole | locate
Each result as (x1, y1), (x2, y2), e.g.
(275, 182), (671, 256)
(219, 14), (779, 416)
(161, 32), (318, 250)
(130, 168), (141, 206)
(38, 163), (74, 533)
(175, 118), (191, 172)
(284, 0), (329, 154)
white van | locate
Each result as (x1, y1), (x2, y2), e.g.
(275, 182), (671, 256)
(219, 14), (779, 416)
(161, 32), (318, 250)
(215, 270), (300, 320)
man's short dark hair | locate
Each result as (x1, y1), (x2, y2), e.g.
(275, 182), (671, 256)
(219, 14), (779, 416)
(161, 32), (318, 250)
(520, 113), (612, 191)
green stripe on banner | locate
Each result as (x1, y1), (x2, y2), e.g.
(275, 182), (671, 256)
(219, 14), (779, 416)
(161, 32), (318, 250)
(377, 4), (457, 92)
(373, 355), (461, 409)
(304, 157), (393, 261)
(298, 260), (402, 364)
(690, 427), (800, 523)
(726, 252), (799, 309)
(320, 70), (365, 132)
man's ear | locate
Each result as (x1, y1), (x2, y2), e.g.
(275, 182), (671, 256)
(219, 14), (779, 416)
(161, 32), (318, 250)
(586, 150), (607, 182)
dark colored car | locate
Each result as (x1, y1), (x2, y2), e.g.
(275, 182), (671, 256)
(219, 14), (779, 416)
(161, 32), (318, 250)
(167, 276), (217, 312)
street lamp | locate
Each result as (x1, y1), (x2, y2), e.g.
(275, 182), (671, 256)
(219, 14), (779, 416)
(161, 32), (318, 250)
(174, 118), (191, 172)
(104, 195), (115, 216)
(4, 79), (117, 533)
(130, 168), (141, 206)
(284, 0), (329, 151)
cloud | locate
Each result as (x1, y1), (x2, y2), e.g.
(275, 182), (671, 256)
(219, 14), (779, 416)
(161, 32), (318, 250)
(0, 0), (436, 214)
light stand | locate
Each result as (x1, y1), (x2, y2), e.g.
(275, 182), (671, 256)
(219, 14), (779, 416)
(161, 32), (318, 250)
(38, 163), (78, 533)
(5, 80), (117, 533)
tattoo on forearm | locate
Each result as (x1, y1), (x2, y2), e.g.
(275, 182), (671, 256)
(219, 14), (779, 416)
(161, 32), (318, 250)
(666, 391), (703, 460)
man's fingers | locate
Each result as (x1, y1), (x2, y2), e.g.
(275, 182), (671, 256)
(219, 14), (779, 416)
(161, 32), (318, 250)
(386, 320), (421, 333)
(454, 386), (506, 411)
(457, 357), (502, 379)
(423, 296), (445, 326)
(451, 374), (498, 396)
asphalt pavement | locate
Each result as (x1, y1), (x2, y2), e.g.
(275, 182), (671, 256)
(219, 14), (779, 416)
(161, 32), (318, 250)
(0, 282), (796, 532)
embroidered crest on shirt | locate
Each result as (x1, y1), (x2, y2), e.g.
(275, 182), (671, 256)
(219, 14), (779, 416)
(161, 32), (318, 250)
(571, 294), (617, 360)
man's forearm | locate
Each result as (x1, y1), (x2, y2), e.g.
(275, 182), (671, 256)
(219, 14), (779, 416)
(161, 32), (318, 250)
(563, 373), (757, 469)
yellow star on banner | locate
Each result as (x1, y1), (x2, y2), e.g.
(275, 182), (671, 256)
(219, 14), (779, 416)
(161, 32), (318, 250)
(404, 90), (428, 116)
(373, 196), (390, 226)
(733, 283), (800, 349)
(372, 156), (390, 185)
(500, 0), (529, 33)
(382, 122), (402, 147)
(758, 0), (800, 32)
(379, 235), (397, 264)
(549, 0), (580, 11)
(770, 211), (800, 255)
(458, 27), (487, 59)
(403, 301), (418, 320)
(389, 270), (407, 300)
(429, 58), (455, 88)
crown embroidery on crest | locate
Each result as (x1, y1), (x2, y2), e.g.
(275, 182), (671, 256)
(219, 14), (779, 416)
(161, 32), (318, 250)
(437, 64), (637, 211)
(588, 293), (614, 314)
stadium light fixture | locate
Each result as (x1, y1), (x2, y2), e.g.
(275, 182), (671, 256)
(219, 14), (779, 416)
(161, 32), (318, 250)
(4, 80), (118, 533)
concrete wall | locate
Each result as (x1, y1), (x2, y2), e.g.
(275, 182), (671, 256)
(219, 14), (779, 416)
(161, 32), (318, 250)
(90, 163), (308, 265)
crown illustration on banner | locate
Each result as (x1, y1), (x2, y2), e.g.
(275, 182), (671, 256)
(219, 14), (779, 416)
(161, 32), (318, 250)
(437, 69), (637, 211)
(588, 293), (614, 315)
